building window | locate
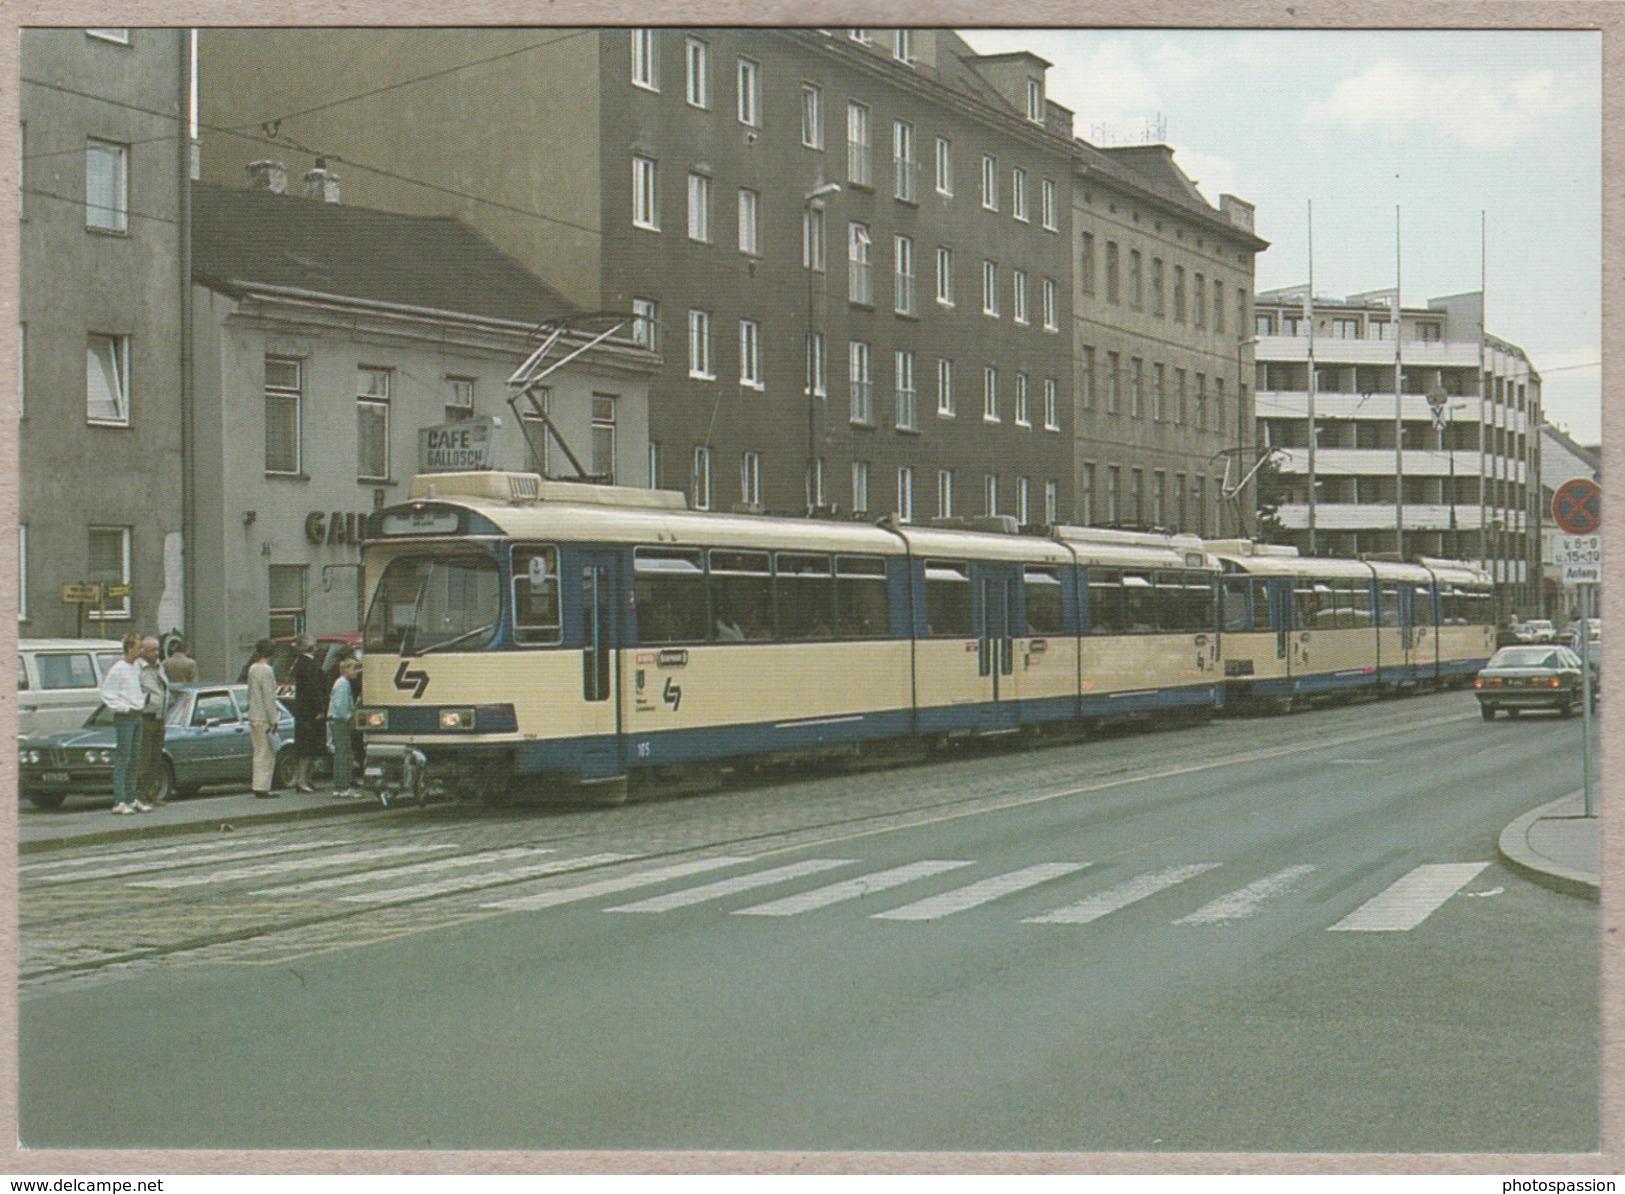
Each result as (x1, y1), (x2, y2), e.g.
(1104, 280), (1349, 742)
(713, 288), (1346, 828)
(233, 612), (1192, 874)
(692, 446), (711, 510)
(687, 172), (711, 243)
(88, 525), (132, 621)
(1152, 471), (1165, 526)
(1106, 351), (1121, 414)
(632, 155), (658, 230)
(848, 221), (872, 305)
(592, 395), (617, 482)
(1080, 462), (1095, 524)
(1080, 347), (1094, 410)
(17, 525), (26, 622)
(631, 29), (658, 90)
(849, 29), (871, 44)
(1192, 477), (1205, 537)
(1041, 179), (1057, 231)
(1173, 265), (1186, 323)
(849, 340), (872, 423)
(1016, 477), (1030, 527)
(897, 466), (914, 523)
(1194, 272), (1206, 327)
(893, 119), (916, 203)
(685, 38), (709, 108)
(980, 155), (998, 210)
(1042, 278), (1058, 331)
(86, 139), (128, 232)
(893, 29), (914, 63)
(1175, 473), (1187, 532)
(445, 375), (475, 423)
(1130, 358), (1143, 419)
(739, 320), (762, 389)
(981, 260), (998, 316)
(688, 310), (714, 379)
(1152, 257), (1164, 317)
(1152, 363), (1165, 422)
(357, 367), (391, 481)
(984, 474), (999, 516)
(1105, 241), (1120, 304)
(1044, 479), (1058, 527)
(737, 188), (760, 256)
(935, 246), (954, 307)
(894, 350), (916, 430)
(1014, 372), (1030, 426)
(632, 297), (659, 350)
(809, 456), (825, 510)
(803, 203), (826, 272)
(937, 358), (954, 416)
(261, 357), (303, 473)
(937, 469), (954, 519)
(1012, 269), (1028, 325)
(806, 331), (825, 397)
(519, 388), (550, 474)
(737, 57), (760, 127)
(267, 564), (307, 639)
(1214, 378), (1226, 429)
(1011, 166), (1028, 222)
(801, 84), (822, 149)
(1213, 278), (1226, 334)
(86, 331), (132, 426)
(1080, 232), (1096, 296)
(852, 460), (869, 515)
(1027, 78), (1044, 122)
(894, 234), (915, 315)
(1106, 465), (1120, 522)
(740, 451), (761, 506)
(935, 137), (953, 196)
(1173, 369), (1186, 426)
(983, 365), (999, 422)
(1043, 378), (1058, 431)
(87, 28), (131, 44)
(1129, 249), (1143, 310)
(648, 442), (660, 489)
(1195, 374), (1206, 431)
(1130, 468), (1144, 523)
(847, 102), (871, 187)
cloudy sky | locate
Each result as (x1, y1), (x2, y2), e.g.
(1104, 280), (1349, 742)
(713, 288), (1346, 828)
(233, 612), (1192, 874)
(961, 28), (1602, 444)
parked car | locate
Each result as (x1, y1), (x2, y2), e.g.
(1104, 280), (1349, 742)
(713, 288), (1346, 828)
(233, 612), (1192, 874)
(236, 633), (362, 701)
(1516, 619), (1556, 643)
(18, 683), (300, 810)
(1474, 645), (1590, 720)
(1560, 619), (1602, 674)
(17, 638), (126, 737)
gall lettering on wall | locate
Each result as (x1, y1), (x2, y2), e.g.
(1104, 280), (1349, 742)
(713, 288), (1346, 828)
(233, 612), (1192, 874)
(306, 511), (370, 547)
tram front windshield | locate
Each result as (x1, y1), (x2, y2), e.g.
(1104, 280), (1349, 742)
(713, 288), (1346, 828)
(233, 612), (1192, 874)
(364, 551), (501, 655)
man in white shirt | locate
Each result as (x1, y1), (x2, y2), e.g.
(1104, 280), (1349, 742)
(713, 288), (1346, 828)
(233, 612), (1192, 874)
(99, 635), (148, 814)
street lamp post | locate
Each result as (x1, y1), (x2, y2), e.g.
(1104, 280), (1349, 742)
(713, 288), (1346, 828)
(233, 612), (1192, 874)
(804, 182), (841, 515)
(1235, 335), (1259, 537)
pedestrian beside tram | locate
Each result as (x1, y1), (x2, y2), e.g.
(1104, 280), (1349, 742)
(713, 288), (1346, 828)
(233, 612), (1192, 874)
(327, 657), (361, 797)
(162, 638), (197, 684)
(289, 634), (328, 793)
(246, 638), (280, 799)
(134, 635), (171, 806)
(100, 635), (147, 814)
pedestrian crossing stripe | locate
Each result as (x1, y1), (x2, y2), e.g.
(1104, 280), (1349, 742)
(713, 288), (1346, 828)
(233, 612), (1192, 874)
(1172, 864), (1317, 925)
(607, 858), (857, 913)
(28, 839), (358, 885)
(1023, 863), (1219, 924)
(341, 853), (639, 905)
(873, 862), (1091, 921)
(481, 856), (757, 912)
(250, 847), (561, 896)
(734, 860), (977, 917)
(1326, 862), (1490, 931)
(127, 844), (459, 888)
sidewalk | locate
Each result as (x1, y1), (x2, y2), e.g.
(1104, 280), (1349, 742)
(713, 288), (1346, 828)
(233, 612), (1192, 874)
(18, 786), (387, 855)
(1496, 791), (1602, 901)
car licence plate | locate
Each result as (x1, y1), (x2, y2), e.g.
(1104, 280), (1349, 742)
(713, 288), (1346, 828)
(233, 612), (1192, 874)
(38, 771), (69, 783)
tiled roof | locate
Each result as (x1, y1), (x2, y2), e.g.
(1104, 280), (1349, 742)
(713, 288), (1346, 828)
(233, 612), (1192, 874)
(191, 181), (576, 325)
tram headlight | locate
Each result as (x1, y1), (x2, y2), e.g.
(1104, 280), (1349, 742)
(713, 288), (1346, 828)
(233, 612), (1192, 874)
(358, 709), (389, 730)
(438, 708), (476, 731)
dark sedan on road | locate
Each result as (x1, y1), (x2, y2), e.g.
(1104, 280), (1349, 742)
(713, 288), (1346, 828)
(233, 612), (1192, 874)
(18, 684), (297, 810)
(1474, 645), (1590, 720)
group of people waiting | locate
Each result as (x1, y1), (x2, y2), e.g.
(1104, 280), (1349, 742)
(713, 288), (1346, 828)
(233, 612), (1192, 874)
(97, 634), (196, 814)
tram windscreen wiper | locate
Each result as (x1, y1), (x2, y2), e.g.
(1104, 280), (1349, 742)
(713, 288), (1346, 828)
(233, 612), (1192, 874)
(418, 622), (497, 654)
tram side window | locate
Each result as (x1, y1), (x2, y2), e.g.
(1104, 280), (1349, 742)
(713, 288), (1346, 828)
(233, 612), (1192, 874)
(1122, 571), (1156, 632)
(777, 553), (835, 639)
(512, 546), (561, 645)
(634, 547), (708, 644)
(1292, 581), (1319, 630)
(924, 560), (972, 638)
(1086, 568), (1123, 635)
(710, 549), (773, 641)
(836, 555), (888, 638)
(1347, 582), (1373, 628)
(1182, 572), (1216, 632)
(1023, 566), (1064, 636)
(1220, 578), (1251, 632)
(1413, 585), (1434, 625)
(1378, 586), (1401, 628)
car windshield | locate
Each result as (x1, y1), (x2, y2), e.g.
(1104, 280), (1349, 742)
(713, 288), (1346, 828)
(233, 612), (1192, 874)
(1489, 647), (1560, 669)
(364, 551), (502, 655)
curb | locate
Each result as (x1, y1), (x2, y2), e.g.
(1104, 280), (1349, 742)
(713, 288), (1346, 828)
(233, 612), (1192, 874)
(19, 798), (386, 855)
(1496, 794), (1600, 902)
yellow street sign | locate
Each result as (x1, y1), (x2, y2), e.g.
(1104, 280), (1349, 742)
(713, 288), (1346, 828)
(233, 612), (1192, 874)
(61, 584), (102, 603)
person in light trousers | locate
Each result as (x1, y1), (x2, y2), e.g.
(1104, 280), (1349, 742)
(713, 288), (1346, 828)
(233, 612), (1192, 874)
(245, 638), (280, 799)
(326, 657), (361, 797)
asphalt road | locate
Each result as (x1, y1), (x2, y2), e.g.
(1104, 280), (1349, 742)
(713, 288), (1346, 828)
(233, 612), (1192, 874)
(17, 690), (1600, 1153)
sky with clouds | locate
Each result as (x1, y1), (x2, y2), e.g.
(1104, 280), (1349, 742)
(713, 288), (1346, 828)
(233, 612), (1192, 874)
(961, 28), (1602, 444)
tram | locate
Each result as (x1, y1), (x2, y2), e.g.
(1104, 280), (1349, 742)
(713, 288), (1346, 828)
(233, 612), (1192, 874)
(354, 471), (1494, 803)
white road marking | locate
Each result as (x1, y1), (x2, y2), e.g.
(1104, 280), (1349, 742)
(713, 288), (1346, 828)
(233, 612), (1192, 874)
(482, 856), (756, 912)
(733, 860), (976, 917)
(250, 847), (559, 895)
(1327, 862), (1491, 932)
(1172, 864), (1317, 925)
(1023, 864), (1220, 925)
(21, 837), (290, 874)
(607, 859), (857, 913)
(341, 853), (637, 905)
(875, 862), (1090, 921)
(127, 844), (457, 888)
(29, 840), (357, 885)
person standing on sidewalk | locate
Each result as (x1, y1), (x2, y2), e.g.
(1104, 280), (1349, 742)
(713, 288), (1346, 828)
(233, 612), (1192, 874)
(99, 635), (147, 814)
(289, 634), (328, 794)
(246, 638), (280, 799)
(162, 639), (197, 684)
(326, 657), (361, 797)
(134, 635), (172, 806)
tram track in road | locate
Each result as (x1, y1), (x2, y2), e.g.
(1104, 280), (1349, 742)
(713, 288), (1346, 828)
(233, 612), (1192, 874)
(20, 695), (1489, 990)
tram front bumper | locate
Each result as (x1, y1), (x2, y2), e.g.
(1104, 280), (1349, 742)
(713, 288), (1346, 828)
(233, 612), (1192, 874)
(358, 742), (429, 806)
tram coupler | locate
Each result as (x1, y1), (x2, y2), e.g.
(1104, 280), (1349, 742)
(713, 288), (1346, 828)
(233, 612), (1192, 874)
(359, 743), (429, 808)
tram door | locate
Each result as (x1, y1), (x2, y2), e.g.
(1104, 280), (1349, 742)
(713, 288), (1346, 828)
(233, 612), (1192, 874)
(577, 551), (623, 777)
(975, 563), (1020, 729)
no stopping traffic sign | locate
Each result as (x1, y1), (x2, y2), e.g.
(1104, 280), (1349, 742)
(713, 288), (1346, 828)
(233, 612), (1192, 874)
(1552, 478), (1602, 536)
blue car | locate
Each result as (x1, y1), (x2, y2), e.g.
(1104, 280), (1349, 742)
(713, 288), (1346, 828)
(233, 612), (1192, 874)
(18, 683), (299, 810)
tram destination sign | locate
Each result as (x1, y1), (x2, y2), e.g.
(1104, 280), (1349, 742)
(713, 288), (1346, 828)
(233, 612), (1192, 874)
(419, 415), (497, 472)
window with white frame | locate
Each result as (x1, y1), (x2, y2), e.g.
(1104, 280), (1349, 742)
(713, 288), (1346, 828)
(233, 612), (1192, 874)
(894, 234), (915, 315)
(1106, 351), (1120, 413)
(87, 525), (131, 620)
(1012, 269), (1028, 324)
(851, 460), (869, 514)
(937, 469), (954, 518)
(801, 83), (822, 149)
(685, 38), (709, 107)
(692, 446), (711, 510)
(1014, 372), (1029, 426)
(1106, 465), (1120, 522)
(738, 187), (759, 256)
(1080, 346), (1094, 410)
(893, 29), (914, 62)
(893, 119), (916, 202)
(980, 154), (998, 210)
(688, 310), (713, 378)
(981, 259), (998, 316)
(849, 340), (872, 423)
(445, 375), (475, 423)
(687, 172), (710, 242)
(268, 565), (308, 639)
(1016, 477), (1029, 526)
(806, 331), (825, 396)
(897, 466), (913, 523)
(17, 524), (26, 621)
(631, 29), (658, 90)
(632, 297), (659, 350)
(1044, 479), (1057, 526)
(741, 450), (760, 506)
(592, 394), (617, 483)
(1174, 369), (1186, 425)
(1011, 166), (1028, 222)
(894, 350), (916, 430)
(1130, 358), (1143, 418)
(86, 139), (127, 232)
(848, 221), (872, 305)
(1080, 463), (1095, 524)
(937, 358), (954, 416)
(1041, 178), (1057, 230)
(632, 155), (658, 230)
(520, 387), (550, 474)
(935, 246), (954, 307)
(847, 102), (871, 187)
(1042, 278), (1058, 330)
(1195, 373), (1206, 430)
(1152, 471), (1165, 525)
(737, 57), (760, 127)
(935, 137), (953, 196)
(809, 456), (825, 510)
(849, 29), (870, 43)
(1027, 78), (1044, 122)
(87, 28), (130, 44)
(87, 332), (129, 425)
(264, 357), (302, 473)
(648, 442), (660, 489)
(357, 366), (391, 481)
(984, 473), (998, 516)
(803, 202), (826, 271)
(1043, 378), (1058, 430)
(739, 320), (762, 389)
(983, 365), (999, 422)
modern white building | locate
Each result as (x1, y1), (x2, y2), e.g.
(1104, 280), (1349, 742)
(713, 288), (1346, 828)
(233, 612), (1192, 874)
(1252, 287), (1542, 616)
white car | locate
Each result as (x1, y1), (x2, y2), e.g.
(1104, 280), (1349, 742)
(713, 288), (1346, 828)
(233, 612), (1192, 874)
(1519, 619), (1556, 643)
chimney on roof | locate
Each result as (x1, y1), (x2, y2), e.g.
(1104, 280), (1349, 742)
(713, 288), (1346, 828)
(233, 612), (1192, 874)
(303, 157), (340, 204)
(246, 160), (288, 194)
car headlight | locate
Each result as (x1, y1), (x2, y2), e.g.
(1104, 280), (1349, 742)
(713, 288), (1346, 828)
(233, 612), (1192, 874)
(358, 709), (388, 730)
(21, 749), (37, 765)
(439, 708), (475, 731)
